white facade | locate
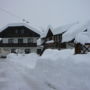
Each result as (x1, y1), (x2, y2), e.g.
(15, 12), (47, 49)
(0, 23), (43, 57)
(0, 37), (43, 56)
(0, 46), (43, 54)
(2, 37), (39, 44)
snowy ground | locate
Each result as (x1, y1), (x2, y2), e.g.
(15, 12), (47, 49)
(0, 49), (90, 90)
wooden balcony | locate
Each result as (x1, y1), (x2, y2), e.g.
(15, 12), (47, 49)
(0, 43), (37, 47)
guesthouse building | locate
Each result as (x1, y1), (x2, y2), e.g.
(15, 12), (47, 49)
(0, 23), (43, 56)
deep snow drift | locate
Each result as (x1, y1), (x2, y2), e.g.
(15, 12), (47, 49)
(0, 49), (90, 90)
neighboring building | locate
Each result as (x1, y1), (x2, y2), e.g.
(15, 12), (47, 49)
(0, 23), (43, 56)
(40, 24), (76, 52)
(62, 21), (90, 54)
(0, 21), (90, 57)
(75, 31), (90, 54)
(42, 28), (65, 50)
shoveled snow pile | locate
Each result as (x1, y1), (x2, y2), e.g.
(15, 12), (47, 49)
(3, 49), (90, 90)
(34, 53), (90, 90)
(7, 53), (39, 69)
(41, 49), (74, 60)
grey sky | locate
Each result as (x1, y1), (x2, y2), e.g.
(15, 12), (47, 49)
(0, 0), (90, 29)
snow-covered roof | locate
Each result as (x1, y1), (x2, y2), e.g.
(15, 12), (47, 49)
(46, 40), (54, 44)
(75, 32), (90, 44)
(53, 22), (78, 35)
(41, 22), (78, 38)
(75, 21), (90, 44)
(62, 22), (86, 42)
(62, 20), (90, 44)
(41, 25), (54, 38)
(0, 23), (42, 35)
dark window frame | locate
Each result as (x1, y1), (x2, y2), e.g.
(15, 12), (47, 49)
(28, 38), (33, 43)
(8, 39), (14, 43)
(18, 38), (23, 43)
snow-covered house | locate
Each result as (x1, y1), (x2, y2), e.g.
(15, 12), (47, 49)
(62, 21), (90, 54)
(40, 23), (77, 51)
(0, 23), (43, 56)
(41, 27), (65, 50)
(75, 29), (90, 54)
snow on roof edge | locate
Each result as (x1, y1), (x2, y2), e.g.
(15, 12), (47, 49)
(41, 25), (54, 38)
(0, 23), (42, 35)
(62, 22), (86, 42)
(53, 22), (79, 35)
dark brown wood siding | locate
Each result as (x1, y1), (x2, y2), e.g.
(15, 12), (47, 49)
(75, 43), (90, 54)
(0, 26), (40, 38)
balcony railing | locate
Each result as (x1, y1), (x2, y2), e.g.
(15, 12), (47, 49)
(0, 43), (37, 47)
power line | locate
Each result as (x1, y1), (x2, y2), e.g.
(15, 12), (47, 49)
(0, 7), (21, 19)
(0, 7), (30, 23)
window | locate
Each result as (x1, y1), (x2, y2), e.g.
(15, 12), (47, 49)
(18, 39), (23, 43)
(8, 39), (14, 43)
(49, 37), (52, 40)
(28, 38), (33, 43)
(37, 49), (41, 54)
(47, 36), (53, 41)
(54, 36), (57, 42)
(25, 49), (30, 54)
(59, 35), (62, 42)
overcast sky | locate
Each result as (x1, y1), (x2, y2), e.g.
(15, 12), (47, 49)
(0, 0), (90, 29)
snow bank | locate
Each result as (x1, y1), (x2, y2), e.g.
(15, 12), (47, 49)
(32, 51), (90, 90)
(5, 49), (90, 90)
(41, 49), (74, 60)
(7, 53), (40, 69)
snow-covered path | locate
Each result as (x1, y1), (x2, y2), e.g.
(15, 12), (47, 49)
(0, 49), (90, 90)
(0, 59), (42, 90)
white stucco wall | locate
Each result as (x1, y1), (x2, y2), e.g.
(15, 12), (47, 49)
(0, 46), (43, 55)
(0, 37), (43, 56)
(2, 38), (8, 43)
(2, 37), (39, 44)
